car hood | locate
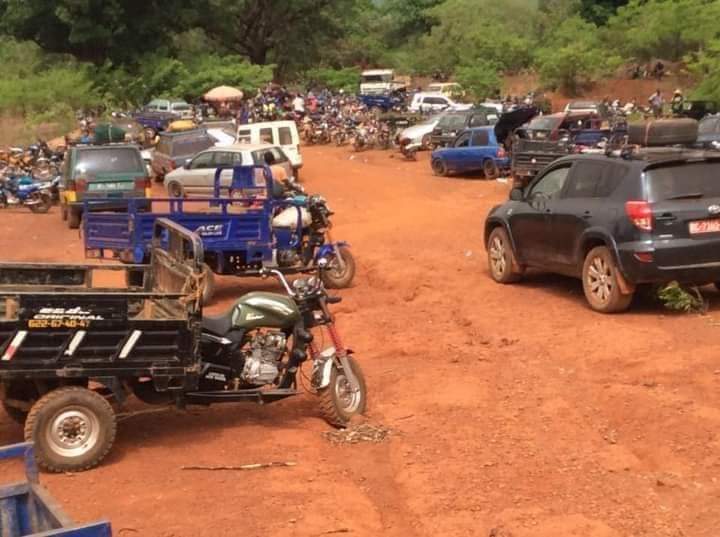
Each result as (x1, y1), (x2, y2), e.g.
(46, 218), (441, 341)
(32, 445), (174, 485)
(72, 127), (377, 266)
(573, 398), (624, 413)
(494, 107), (538, 145)
(401, 121), (438, 140)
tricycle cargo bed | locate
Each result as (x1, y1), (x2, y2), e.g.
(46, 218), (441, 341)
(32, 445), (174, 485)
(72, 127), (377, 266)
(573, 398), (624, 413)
(0, 219), (203, 381)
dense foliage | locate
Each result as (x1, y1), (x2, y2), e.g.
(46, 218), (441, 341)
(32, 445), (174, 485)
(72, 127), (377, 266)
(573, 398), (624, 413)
(1, 0), (720, 122)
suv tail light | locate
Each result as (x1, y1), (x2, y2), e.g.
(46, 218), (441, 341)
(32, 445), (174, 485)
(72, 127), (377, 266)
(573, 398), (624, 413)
(625, 201), (653, 231)
(496, 147), (506, 158)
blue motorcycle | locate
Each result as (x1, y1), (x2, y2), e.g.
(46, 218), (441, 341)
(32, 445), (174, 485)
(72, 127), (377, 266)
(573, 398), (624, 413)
(0, 173), (54, 213)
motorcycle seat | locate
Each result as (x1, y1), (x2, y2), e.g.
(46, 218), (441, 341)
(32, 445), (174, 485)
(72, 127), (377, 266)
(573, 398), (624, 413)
(201, 311), (234, 336)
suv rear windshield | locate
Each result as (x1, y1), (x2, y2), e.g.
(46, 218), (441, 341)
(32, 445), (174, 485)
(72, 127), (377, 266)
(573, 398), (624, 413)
(437, 113), (467, 131)
(646, 161), (720, 202)
(168, 135), (213, 157)
(73, 148), (144, 178)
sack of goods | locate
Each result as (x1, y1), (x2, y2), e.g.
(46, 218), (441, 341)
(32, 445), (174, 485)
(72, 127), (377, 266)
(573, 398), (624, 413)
(627, 118), (698, 147)
(93, 123), (127, 144)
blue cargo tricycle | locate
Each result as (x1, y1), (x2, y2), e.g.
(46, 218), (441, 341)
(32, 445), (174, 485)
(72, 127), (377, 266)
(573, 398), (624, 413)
(0, 443), (112, 536)
(83, 165), (355, 303)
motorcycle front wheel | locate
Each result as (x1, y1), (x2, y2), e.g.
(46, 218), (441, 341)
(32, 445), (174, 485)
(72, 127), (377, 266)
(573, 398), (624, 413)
(28, 193), (52, 214)
(321, 246), (355, 289)
(318, 356), (367, 427)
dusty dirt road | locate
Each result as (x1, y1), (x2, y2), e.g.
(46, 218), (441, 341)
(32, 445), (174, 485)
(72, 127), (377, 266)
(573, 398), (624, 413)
(1, 145), (719, 537)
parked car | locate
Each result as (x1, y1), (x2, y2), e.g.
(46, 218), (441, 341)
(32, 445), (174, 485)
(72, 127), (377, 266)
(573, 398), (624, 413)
(60, 144), (150, 229)
(360, 69), (406, 95)
(679, 100), (718, 121)
(430, 109), (536, 178)
(564, 100), (602, 115)
(409, 92), (472, 114)
(397, 112), (446, 148)
(426, 82), (465, 99)
(163, 143), (293, 198)
(429, 107), (497, 147)
(485, 150), (720, 313)
(430, 127), (508, 178)
(151, 128), (215, 182)
(236, 120), (302, 178)
(145, 98), (194, 119)
(695, 114), (720, 149)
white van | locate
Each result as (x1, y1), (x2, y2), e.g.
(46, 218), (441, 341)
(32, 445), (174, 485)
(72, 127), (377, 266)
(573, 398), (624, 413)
(236, 120), (303, 178)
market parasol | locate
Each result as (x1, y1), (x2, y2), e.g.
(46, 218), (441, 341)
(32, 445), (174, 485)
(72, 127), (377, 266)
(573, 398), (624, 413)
(203, 85), (244, 101)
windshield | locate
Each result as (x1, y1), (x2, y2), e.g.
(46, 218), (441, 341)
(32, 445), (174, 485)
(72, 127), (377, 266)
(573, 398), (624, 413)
(73, 148), (144, 177)
(528, 117), (562, 131)
(362, 74), (391, 83)
(646, 161), (720, 202)
(437, 113), (467, 130)
(568, 101), (597, 109)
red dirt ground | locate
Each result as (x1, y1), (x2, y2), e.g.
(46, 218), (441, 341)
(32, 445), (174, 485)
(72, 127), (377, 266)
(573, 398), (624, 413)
(1, 145), (720, 536)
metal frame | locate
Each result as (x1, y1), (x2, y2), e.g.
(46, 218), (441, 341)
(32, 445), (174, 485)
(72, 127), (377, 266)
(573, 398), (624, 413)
(0, 443), (112, 536)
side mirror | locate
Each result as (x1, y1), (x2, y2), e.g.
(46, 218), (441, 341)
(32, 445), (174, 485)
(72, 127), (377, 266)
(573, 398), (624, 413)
(509, 188), (524, 201)
(183, 159), (191, 170)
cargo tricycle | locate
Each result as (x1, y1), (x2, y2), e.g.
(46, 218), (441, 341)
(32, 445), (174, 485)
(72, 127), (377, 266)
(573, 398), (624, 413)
(82, 165), (355, 304)
(0, 219), (366, 472)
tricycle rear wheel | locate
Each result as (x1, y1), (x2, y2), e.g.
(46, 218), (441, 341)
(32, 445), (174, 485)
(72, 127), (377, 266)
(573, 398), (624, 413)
(24, 386), (117, 473)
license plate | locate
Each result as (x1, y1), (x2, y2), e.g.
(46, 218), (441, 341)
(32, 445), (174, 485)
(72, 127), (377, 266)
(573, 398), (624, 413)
(89, 182), (125, 191)
(689, 219), (720, 234)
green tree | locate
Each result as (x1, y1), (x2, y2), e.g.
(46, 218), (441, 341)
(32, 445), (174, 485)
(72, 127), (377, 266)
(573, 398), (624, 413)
(1, 0), (199, 64)
(687, 39), (720, 101)
(535, 16), (620, 94)
(455, 62), (501, 101)
(606, 0), (720, 61)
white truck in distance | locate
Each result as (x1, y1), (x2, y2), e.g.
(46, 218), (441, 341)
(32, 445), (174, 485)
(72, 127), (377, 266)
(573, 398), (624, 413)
(360, 69), (406, 95)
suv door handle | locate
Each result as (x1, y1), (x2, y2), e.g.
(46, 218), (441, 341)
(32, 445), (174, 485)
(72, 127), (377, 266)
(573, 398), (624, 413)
(582, 211), (592, 219)
(656, 213), (677, 222)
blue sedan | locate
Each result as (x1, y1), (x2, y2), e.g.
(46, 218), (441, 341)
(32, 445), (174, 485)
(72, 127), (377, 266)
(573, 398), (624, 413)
(431, 126), (509, 179)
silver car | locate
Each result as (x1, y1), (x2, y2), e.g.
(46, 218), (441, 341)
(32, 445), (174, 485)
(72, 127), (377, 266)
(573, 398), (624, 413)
(163, 143), (294, 198)
(398, 112), (446, 149)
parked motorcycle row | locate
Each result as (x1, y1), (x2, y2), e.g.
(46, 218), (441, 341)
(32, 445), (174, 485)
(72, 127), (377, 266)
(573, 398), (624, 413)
(0, 141), (63, 212)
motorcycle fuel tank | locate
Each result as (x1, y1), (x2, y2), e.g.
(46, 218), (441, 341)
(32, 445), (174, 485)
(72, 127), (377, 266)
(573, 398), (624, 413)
(232, 291), (301, 330)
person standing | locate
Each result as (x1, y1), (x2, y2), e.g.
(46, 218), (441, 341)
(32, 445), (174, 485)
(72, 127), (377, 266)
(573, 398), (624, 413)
(670, 89), (684, 116)
(648, 90), (664, 118)
(292, 93), (306, 118)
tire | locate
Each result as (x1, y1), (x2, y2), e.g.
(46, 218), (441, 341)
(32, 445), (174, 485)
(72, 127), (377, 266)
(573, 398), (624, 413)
(293, 168), (300, 182)
(200, 263), (215, 305)
(321, 246), (355, 289)
(24, 386), (117, 473)
(431, 159), (448, 176)
(67, 207), (81, 229)
(167, 182), (184, 198)
(483, 159), (499, 180)
(582, 246), (634, 313)
(318, 356), (367, 427)
(28, 193), (52, 214)
(421, 134), (431, 149)
(487, 227), (523, 283)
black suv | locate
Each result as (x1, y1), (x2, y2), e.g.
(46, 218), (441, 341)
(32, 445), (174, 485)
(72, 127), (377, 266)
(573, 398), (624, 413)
(484, 150), (720, 313)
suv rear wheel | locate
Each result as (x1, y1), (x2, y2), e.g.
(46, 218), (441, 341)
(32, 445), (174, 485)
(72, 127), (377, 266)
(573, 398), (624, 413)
(487, 227), (523, 283)
(582, 246), (633, 313)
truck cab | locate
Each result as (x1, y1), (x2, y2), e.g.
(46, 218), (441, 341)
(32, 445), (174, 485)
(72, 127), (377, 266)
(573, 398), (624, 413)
(360, 69), (406, 96)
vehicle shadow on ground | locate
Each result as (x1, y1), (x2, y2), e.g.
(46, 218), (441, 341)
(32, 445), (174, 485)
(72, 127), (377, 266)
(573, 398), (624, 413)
(515, 270), (720, 315)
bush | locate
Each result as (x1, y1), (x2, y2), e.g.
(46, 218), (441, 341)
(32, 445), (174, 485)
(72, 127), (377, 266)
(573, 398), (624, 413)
(303, 67), (361, 92)
(455, 62), (501, 101)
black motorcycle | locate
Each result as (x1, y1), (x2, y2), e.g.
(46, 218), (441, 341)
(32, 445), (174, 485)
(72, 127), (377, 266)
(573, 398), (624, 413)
(132, 261), (367, 426)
